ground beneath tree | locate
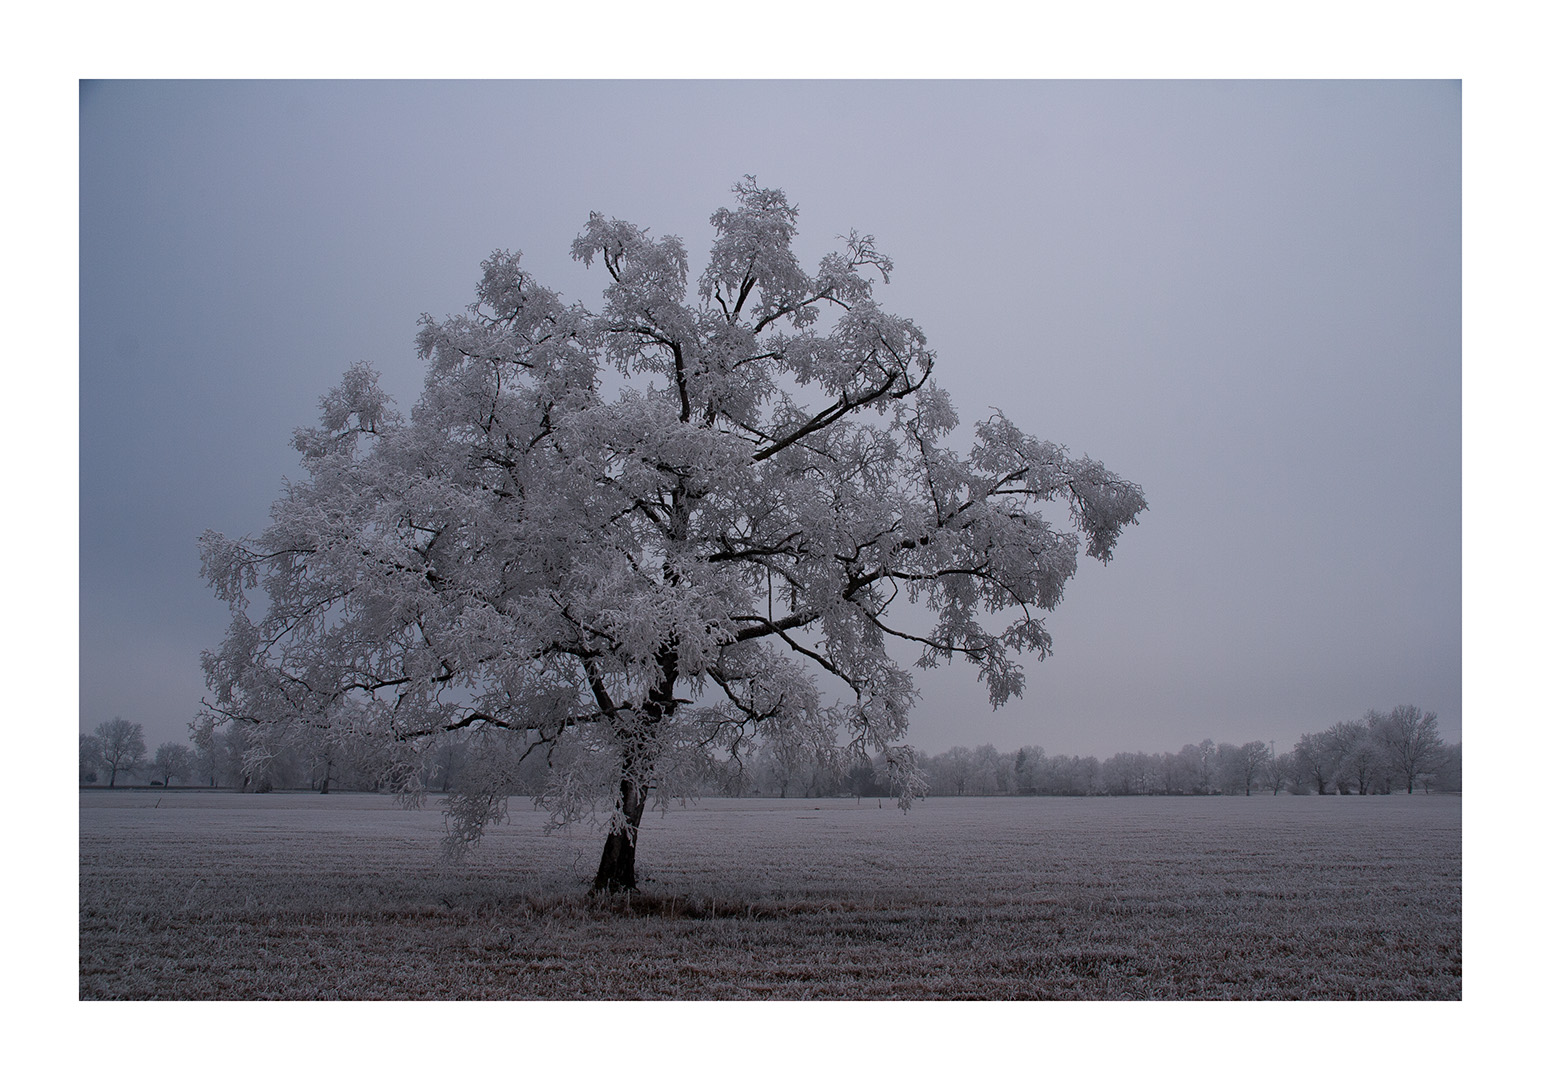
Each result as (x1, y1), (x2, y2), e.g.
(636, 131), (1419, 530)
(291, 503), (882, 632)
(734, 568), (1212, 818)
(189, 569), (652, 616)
(79, 792), (1460, 1000)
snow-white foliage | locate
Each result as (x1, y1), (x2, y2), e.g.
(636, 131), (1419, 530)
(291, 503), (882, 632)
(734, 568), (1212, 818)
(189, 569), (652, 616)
(199, 178), (1146, 859)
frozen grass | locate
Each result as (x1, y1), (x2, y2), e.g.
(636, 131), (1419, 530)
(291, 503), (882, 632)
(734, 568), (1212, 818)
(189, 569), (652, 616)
(80, 791), (1459, 1000)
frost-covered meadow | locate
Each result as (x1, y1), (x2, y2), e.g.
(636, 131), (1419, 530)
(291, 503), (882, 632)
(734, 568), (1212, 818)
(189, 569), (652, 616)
(80, 790), (1459, 999)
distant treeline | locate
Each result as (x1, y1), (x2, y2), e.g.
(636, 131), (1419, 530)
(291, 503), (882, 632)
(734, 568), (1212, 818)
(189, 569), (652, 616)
(81, 702), (1454, 794)
(81, 716), (411, 793)
(82, 706), (1458, 799)
(715, 705), (1458, 799)
(902, 709), (1458, 798)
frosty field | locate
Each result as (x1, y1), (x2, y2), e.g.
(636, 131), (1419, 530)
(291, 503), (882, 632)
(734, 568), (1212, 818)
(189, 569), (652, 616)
(79, 790), (1460, 1000)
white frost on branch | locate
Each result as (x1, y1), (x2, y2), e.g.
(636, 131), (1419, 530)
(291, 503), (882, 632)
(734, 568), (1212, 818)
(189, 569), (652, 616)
(198, 178), (1146, 873)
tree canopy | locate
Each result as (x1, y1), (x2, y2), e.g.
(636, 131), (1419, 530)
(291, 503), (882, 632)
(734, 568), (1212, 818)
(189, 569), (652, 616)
(93, 717), (146, 788)
(200, 178), (1146, 891)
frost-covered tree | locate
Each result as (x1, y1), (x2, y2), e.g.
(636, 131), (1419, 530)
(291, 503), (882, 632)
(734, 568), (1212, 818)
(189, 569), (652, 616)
(1156, 751), (1178, 794)
(931, 746), (977, 796)
(191, 724), (242, 787)
(427, 733), (469, 793)
(1324, 719), (1378, 795)
(1195, 738), (1218, 794)
(1293, 731), (1339, 795)
(1217, 740), (1270, 796)
(94, 717), (146, 788)
(1103, 751), (1144, 796)
(80, 733), (104, 784)
(151, 741), (196, 787)
(1431, 741), (1460, 793)
(973, 744), (1014, 795)
(1013, 744), (1045, 795)
(1262, 747), (1294, 795)
(199, 179), (1145, 893)
(1177, 739), (1218, 794)
(1369, 706), (1445, 794)
(192, 719), (270, 790)
(746, 740), (811, 799)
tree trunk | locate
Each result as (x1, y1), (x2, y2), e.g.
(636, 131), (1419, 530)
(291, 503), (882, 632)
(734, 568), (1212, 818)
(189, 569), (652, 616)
(592, 774), (648, 893)
(589, 645), (674, 895)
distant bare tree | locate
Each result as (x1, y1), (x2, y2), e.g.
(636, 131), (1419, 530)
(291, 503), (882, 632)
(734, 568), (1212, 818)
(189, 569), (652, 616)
(193, 720), (267, 790)
(1369, 706), (1446, 794)
(316, 752), (338, 794)
(1262, 748), (1294, 795)
(1213, 743), (1239, 794)
(1074, 755), (1103, 796)
(845, 754), (882, 799)
(1293, 732), (1338, 795)
(1013, 745), (1045, 794)
(751, 741), (810, 799)
(191, 726), (238, 786)
(1041, 754), (1101, 796)
(972, 744), (1012, 795)
(1218, 740), (1271, 795)
(1105, 751), (1149, 796)
(95, 717), (146, 788)
(1177, 741), (1217, 794)
(1136, 752), (1161, 795)
(1324, 720), (1379, 794)
(80, 733), (104, 784)
(191, 738), (216, 786)
(1157, 751), (1191, 796)
(151, 742), (196, 787)
(1431, 742), (1460, 793)
(1040, 754), (1071, 795)
(428, 736), (467, 793)
(933, 746), (975, 796)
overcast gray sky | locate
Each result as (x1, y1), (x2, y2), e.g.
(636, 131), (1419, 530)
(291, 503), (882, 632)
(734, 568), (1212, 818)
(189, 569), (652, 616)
(79, 80), (1460, 758)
